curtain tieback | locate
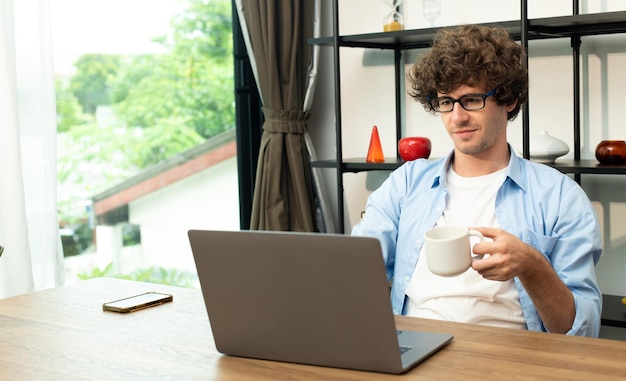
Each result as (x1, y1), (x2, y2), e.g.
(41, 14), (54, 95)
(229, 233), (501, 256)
(262, 108), (310, 134)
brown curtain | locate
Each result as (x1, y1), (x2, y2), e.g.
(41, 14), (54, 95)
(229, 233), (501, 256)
(236, 0), (317, 231)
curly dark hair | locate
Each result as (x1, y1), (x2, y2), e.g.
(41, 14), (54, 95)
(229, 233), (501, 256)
(407, 24), (528, 121)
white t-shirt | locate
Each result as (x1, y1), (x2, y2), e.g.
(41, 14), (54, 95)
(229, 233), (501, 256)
(405, 167), (527, 329)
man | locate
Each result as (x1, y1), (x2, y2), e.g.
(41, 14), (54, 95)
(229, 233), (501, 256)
(352, 24), (602, 337)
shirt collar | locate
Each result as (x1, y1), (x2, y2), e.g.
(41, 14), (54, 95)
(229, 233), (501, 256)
(505, 144), (526, 192)
(431, 144), (526, 192)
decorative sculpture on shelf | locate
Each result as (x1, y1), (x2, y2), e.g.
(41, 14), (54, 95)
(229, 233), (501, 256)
(366, 125), (385, 163)
(595, 140), (626, 164)
(398, 136), (431, 161)
(528, 130), (569, 163)
(382, 0), (404, 31)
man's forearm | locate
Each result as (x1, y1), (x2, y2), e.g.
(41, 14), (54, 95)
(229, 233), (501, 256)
(518, 252), (575, 334)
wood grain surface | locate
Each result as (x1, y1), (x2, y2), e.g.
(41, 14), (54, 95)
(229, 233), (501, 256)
(0, 277), (624, 380)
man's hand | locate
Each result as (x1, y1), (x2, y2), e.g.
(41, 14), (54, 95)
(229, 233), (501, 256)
(470, 227), (541, 281)
(469, 226), (575, 334)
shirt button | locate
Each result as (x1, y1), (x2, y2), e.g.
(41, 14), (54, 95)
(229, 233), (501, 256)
(404, 275), (410, 283)
(416, 239), (422, 245)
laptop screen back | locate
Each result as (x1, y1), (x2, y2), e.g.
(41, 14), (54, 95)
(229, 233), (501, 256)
(188, 229), (451, 374)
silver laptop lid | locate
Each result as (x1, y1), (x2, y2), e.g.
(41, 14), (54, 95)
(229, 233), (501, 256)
(188, 229), (452, 374)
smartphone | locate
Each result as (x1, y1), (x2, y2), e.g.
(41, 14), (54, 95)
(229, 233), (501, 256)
(103, 292), (173, 313)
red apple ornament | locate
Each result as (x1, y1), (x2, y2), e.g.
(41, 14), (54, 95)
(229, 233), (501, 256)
(398, 137), (431, 161)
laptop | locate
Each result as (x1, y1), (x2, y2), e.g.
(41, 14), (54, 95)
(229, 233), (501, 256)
(188, 229), (453, 374)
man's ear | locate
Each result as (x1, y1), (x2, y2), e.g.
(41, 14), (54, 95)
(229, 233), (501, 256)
(507, 100), (518, 113)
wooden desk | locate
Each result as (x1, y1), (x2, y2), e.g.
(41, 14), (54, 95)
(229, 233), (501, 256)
(1, 278), (625, 380)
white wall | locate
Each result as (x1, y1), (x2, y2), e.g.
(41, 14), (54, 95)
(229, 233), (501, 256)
(308, 0), (626, 295)
(128, 157), (240, 272)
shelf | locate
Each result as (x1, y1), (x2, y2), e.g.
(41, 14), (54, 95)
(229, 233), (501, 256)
(309, 21), (519, 50)
(602, 294), (626, 328)
(546, 160), (626, 175)
(308, 25), (473, 50)
(311, 158), (403, 172)
(529, 11), (626, 38)
(311, 158), (626, 175)
(308, 11), (626, 50)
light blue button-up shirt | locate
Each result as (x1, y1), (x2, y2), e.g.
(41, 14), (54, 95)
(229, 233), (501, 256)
(352, 147), (603, 337)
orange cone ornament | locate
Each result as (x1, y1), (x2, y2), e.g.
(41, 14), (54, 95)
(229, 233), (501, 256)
(366, 125), (385, 163)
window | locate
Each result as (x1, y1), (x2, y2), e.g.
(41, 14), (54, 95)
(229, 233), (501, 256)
(52, 0), (239, 287)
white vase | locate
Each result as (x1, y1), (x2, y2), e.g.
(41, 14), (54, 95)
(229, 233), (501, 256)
(528, 130), (569, 163)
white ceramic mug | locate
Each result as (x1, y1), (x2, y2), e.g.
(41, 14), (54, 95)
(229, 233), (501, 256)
(424, 226), (485, 276)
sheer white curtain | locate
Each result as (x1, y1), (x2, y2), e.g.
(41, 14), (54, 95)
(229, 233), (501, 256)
(0, 0), (63, 298)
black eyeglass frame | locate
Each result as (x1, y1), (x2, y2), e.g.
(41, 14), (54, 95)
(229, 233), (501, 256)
(428, 89), (497, 113)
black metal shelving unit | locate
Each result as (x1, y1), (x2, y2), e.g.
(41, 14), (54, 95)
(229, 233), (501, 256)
(310, 1), (626, 328)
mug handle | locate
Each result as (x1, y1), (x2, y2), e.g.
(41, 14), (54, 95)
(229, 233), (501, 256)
(468, 229), (485, 260)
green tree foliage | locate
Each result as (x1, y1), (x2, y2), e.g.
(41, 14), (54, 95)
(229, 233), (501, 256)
(69, 54), (122, 114)
(131, 116), (205, 168)
(57, 0), (234, 221)
(110, 52), (234, 138)
(76, 262), (198, 288)
(169, 0), (233, 62)
(57, 116), (203, 195)
(110, 0), (234, 138)
(55, 78), (92, 132)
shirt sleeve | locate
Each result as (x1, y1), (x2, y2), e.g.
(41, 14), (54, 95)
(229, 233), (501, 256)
(514, 175), (603, 337)
(556, 183), (603, 337)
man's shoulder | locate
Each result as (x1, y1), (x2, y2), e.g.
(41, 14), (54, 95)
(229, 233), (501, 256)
(519, 157), (569, 177)
(516, 157), (580, 190)
(393, 156), (446, 184)
(399, 156), (447, 173)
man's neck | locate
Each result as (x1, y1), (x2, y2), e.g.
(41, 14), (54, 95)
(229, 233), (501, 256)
(451, 145), (511, 177)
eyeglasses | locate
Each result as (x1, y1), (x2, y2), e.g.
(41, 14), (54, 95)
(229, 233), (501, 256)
(428, 89), (496, 113)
